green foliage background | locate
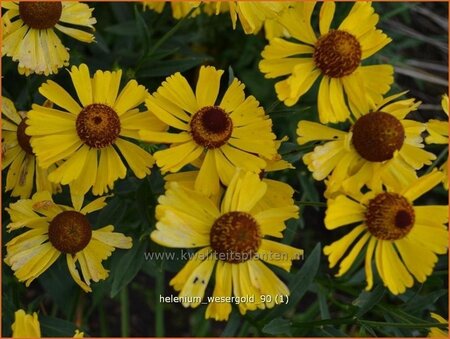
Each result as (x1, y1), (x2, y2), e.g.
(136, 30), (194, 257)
(2, 2), (448, 337)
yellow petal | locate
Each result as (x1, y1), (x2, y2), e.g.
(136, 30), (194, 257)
(11, 310), (41, 338)
(319, 1), (335, 35)
(39, 80), (82, 114)
(401, 171), (443, 202)
(195, 66), (223, 107)
(69, 64), (93, 106)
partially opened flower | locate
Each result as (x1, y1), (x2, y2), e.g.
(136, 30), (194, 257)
(11, 310), (40, 338)
(2, 1), (96, 76)
(297, 93), (436, 197)
(140, 66), (277, 197)
(27, 63), (166, 196)
(259, 1), (393, 123)
(428, 313), (448, 338)
(425, 94), (449, 189)
(5, 191), (132, 292)
(11, 309), (84, 338)
(143, 1), (202, 19)
(323, 171), (448, 295)
(2, 97), (59, 198)
(151, 170), (302, 320)
(210, 1), (289, 36)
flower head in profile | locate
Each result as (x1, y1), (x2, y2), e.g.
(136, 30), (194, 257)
(27, 63), (166, 197)
(259, 2), (393, 123)
(2, 97), (60, 198)
(323, 171), (448, 295)
(297, 93), (436, 197)
(425, 94), (449, 189)
(140, 66), (277, 197)
(5, 191), (132, 292)
(151, 170), (302, 320)
(11, 309), (84, 338)
(2, 1), (96, 75)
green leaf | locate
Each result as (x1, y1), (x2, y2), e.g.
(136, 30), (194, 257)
(134, 6), (151, 55)
(110, 239), (147, 297)
(353, 284), (386, 317)
(137, 56), (212, 78)
(103, 21), (138, 36)
(262, 317), (292, 336)
(40, 316), (82, 337)
(221, 311), (241, 337)
(37, 259), (78, 318)
(402, 289), (448, 312)
(260, 243), (321, 321)
(95, 196), (128, 228)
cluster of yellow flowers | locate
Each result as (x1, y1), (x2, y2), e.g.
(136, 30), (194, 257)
(1, 0), (448, 332)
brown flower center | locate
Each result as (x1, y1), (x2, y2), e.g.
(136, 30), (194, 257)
(352, 111), (405, 162)
(16, 119), (34, 155)
(19, 1), (62, 30)
(210, 211), (261, 263)
(190, 106), (233, 149)
(76, 104), (121, 149)
(313, 30), (362, 78)
(48, 211), (92, 254)
(365, 193), (415, 240)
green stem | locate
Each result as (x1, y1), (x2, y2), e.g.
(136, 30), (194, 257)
(155, 271), (164, 337)
(120, 287), (130, 337)
(99, 302), (109, 337)
(280, 144), (316, 155)
(135, 6), (199, 72)
(295, 200), (327, 208)
(426, 146), (448, 174)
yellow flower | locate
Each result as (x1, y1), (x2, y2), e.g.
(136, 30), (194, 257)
(2, 1), (96, 76)
(143, 1), (202, 19)
(27, 63), (166, 197)
(2, 97), (60, 198)
(11, 310), (40, 338)
(151, 170), (302, 320)
(297, 93), (436, 197)
(211, 1), (289, 36)
(163, 136), (294, 208)
(140, 66), (277, 197)
(425, 94), (449, 189)
(5, 191), (132, 292)
(259, 2), (393, 123)
(323, 171), (448, 295)
(428, 313), (448, 338)
(11, 309), (84, 338)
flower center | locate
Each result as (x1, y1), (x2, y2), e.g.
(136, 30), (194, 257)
(365, 193), (415, 240)
(352, 111), (405, 162)
(48, 211), (92, 254)
(19, 1), (62, 30)
(210, 211), (261, 263)
(313, 29), (362, 78)
(76, 104), (121, 149)
(190, 106), (233, 149)
(16, 119), (34, 155)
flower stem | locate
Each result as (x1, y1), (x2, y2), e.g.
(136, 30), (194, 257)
(426, 146), (448, 174)
(155, 270), (165, 337)
(135, 6), (200, 72)
(120, 287), (130, 337)
(295, 200), (327, 208)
